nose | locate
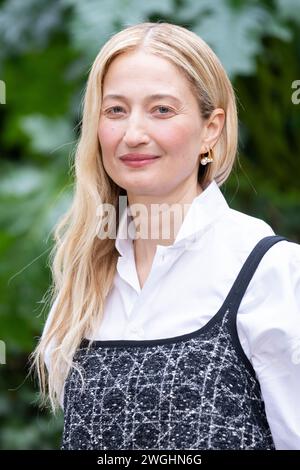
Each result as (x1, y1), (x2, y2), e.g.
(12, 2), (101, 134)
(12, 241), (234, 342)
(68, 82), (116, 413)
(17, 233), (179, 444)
(122, 113), (150, 147)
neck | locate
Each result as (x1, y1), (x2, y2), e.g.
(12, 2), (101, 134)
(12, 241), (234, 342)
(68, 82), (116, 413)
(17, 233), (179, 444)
(128, 182), (203, 265)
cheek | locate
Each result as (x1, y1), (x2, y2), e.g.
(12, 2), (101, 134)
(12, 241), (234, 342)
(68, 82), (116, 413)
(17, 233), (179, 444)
(157, 123), (196, 152)
(98, 122), (119, 151)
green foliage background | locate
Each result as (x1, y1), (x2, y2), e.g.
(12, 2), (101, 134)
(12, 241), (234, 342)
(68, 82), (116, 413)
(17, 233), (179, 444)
(0, 0), (299, 449)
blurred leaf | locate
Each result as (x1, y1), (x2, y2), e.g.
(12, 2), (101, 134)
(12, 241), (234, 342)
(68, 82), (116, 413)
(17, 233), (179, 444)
(0, 0), (67, 63)
(275, 0), (300, 23)
(62, 0), (174, 61)
(20, 115), (75, 155)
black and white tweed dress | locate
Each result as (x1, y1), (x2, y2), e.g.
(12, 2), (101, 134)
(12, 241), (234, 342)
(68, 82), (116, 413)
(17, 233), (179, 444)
(61, 236), (287, 450)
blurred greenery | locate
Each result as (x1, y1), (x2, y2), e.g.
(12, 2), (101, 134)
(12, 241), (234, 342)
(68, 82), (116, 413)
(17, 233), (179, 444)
(0, 0), (299, 449)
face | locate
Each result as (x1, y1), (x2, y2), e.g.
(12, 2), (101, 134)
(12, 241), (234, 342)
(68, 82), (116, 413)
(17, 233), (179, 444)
(98, 50), (211, 199)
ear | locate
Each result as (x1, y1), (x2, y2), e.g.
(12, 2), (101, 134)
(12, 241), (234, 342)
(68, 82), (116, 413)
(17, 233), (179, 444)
(200, 108), (225, 153)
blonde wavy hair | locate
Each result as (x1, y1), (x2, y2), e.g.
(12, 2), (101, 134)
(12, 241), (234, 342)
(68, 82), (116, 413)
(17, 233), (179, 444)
(30, 21), (238, 412)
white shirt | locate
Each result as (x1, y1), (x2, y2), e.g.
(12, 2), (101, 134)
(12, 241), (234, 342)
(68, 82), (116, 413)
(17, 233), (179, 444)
(44, 179), (300, 449)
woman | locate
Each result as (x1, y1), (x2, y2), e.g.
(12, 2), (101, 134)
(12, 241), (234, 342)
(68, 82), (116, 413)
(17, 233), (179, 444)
(31, 22), (300, 450)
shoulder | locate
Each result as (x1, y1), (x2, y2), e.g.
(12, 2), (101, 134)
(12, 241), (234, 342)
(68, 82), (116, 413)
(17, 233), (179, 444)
(225, 207), (276, 238)
(257, 237), (300, 281)
(216, 207), (275, 254)
(217, 207), (300, 275)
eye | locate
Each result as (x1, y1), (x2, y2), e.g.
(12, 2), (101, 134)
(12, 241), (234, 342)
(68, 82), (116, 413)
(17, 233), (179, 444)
(105, 106), (124, 115)
(104, 105), (174, 117)
(154, 105), (173, 115)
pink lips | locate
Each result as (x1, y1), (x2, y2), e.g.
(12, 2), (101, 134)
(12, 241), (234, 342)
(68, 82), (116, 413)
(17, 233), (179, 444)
(119, 153), (160, 168)
(120, 153), (160, 161)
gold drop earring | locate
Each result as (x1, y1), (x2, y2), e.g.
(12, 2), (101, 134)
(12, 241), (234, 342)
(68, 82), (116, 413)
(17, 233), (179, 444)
(200, 147), (214, 165)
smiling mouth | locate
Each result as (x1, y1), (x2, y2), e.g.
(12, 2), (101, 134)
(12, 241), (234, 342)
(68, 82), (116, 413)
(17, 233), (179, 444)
(120, 155), (160, 161)
(120, 157), (160, 167)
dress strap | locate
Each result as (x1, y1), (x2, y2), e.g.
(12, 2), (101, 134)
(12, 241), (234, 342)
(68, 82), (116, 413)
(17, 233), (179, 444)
(224, 235), (289, 314)
(222, 234), (291, 377)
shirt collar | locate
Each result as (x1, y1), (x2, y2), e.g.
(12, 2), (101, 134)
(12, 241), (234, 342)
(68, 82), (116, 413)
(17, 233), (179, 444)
(115, 179), (229, 256)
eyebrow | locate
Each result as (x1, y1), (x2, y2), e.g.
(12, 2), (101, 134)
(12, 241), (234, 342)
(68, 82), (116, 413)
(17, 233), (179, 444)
(102, 93), (182, 105)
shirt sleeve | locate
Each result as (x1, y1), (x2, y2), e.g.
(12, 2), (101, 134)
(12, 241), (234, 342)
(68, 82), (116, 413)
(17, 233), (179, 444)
(237, 239), (300, 450)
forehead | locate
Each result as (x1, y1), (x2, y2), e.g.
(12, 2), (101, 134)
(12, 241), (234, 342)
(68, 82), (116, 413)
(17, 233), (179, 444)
(102, 51), (193, 97)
